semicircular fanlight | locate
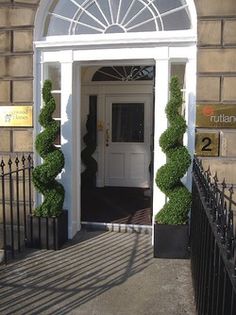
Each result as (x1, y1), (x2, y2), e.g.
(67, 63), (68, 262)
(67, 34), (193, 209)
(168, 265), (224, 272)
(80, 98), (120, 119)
(45, 0), (192, 36)
(92, 66), (154, 81)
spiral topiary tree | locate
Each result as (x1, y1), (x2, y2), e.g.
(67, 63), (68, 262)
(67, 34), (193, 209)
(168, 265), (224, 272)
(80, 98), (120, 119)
(155, 76), (191, 224)
(81, 105), (97, 188)
(32, 80), (65, 217)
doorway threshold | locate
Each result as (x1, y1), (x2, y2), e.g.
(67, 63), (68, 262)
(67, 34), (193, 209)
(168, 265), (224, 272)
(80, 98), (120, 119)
(81, 221), (152, 235)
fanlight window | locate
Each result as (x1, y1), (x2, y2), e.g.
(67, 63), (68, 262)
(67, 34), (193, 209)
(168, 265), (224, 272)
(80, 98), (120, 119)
(92, 66), (154, 81)
(45, 0), (192, 36)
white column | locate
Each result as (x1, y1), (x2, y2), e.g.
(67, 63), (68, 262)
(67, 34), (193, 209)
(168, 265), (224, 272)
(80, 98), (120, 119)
(152, 59), (169, 222)
(33, 49), (43, 208)
(60, 51), (80, 239)
(185, 57), (197, 191)
(74, 62), (82, 233)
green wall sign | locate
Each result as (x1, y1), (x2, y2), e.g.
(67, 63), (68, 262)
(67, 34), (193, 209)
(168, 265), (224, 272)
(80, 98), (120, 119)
(196, 104), (236, 128)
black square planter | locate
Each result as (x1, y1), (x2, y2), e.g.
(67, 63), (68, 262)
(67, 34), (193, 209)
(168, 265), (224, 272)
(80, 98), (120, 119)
(154, 223), (189, 259)
(27, 210), (68, 250)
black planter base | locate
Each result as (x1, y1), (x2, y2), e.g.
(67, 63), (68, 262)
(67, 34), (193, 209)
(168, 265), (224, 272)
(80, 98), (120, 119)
(154, 223), (189, 259)
(27, 210), (68, 250)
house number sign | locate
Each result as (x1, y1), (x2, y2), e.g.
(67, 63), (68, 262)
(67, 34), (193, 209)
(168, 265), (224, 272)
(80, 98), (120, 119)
(195, 132), (219, 157)
(0, 106), (33, 127)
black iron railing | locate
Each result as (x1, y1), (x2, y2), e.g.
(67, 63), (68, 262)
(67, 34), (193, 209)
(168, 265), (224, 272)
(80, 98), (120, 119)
(191, 157), (236, 315)
(0, 155), (33, 264)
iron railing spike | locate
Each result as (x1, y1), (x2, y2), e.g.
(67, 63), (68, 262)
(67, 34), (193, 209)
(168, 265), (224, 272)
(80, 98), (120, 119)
(0, 158), (5, 169)
(229, 185), (234, 194)
(27, 154), (32, 165)
(15, 156), (20, 165)
(213, 172), (218, 183)
(222, 178), (226, 189)
(8, 157), (12, 166)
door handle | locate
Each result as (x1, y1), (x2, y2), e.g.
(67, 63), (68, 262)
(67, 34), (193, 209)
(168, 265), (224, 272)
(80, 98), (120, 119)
(106, 129), (110, 147)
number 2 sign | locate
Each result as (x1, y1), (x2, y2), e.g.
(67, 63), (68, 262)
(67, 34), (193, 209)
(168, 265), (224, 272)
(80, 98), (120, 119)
(195, 132), (220, 157)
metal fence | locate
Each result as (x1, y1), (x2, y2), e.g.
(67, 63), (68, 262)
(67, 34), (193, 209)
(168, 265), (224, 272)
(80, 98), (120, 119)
(191, 157), (236, 315)
(0, 155), (33, 264)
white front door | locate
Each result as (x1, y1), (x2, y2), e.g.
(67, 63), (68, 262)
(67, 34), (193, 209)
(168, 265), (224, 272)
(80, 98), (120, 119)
(105, 95), (152, 188)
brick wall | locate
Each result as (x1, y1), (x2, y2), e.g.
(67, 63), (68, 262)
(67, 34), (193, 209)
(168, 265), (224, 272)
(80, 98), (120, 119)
(196, 0), (236, 182)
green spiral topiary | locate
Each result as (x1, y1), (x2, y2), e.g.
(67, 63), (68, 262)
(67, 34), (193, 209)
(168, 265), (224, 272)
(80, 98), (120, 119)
(155, 76), (191, 224)
(81, 112), (98, 188)
(32, 80), (65, 217)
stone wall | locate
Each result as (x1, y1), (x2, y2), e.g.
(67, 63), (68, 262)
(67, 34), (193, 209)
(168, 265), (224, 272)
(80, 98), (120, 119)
(196, 0), (236, 183)
(0, 0), (236, 182)
(0, 0), (39, 155)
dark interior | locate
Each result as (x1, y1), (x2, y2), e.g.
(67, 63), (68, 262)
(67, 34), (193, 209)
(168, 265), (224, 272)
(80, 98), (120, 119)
(81, 187), (152, 225)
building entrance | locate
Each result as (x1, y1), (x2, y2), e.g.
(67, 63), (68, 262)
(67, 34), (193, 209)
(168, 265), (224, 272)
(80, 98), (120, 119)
(80, 65), (154, 226)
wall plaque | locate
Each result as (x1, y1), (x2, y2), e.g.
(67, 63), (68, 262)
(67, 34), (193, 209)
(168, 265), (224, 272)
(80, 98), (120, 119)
(196, 104), (236, 128)
(195, 132), (219, 157)
(0, 106), (33, 127)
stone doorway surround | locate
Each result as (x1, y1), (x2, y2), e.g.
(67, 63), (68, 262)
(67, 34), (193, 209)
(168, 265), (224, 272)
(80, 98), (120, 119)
(13, 1), (236, 238)
(0, 0), (197, 238)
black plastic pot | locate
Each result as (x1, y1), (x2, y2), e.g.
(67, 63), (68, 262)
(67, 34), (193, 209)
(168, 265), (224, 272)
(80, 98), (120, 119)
(154, 223), (189, 259)
(27, 210), (68, 250)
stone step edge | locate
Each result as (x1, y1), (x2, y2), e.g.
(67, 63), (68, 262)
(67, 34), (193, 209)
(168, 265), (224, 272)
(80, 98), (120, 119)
(81, 221), (152, 235)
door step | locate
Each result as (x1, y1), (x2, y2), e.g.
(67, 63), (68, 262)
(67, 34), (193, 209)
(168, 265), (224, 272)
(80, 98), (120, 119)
(81, 221), (152, 235)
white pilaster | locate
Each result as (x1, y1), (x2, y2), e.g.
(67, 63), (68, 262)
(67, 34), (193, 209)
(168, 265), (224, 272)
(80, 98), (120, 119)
(33, 49), (43, 208)
(185, 57), (197, 190)
(60, 51), (80, 238)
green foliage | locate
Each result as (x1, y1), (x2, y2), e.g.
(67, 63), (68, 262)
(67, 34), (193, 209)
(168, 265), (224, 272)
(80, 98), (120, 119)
(155, 77), (191, 224)
(32, 80), (65, 217)
(81, 110), (98, 188)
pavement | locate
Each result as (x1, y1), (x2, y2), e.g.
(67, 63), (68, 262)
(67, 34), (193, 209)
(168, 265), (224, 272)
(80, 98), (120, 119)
(0, 230), (196, 315)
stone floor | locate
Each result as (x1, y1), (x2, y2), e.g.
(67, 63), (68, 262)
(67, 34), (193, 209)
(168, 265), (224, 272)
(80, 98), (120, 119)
(0, 230), (196, 315)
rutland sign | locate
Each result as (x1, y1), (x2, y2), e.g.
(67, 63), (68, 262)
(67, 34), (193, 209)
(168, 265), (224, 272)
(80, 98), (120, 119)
(196, 104), (236, 128)
(0, 106), (33, 127)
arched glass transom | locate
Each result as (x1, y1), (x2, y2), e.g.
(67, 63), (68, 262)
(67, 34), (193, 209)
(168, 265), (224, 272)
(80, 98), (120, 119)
(92, 66), (154, 81)
(44, 0), (192, 36)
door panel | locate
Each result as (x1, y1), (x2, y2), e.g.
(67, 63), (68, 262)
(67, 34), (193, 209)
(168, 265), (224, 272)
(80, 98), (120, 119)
(108, 153), (125, 179)
(105, 95), (151, 187)
(130, 153), (145, 179)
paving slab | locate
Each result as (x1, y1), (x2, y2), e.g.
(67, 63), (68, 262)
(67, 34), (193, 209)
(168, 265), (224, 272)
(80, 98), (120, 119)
(0, 230), (196, 315)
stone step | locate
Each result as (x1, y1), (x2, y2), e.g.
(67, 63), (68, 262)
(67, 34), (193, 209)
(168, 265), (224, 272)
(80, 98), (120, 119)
(81, 221), (152, 235)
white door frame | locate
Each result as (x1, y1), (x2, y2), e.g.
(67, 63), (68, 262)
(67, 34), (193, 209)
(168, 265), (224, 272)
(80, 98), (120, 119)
(34, 45), (196, 239)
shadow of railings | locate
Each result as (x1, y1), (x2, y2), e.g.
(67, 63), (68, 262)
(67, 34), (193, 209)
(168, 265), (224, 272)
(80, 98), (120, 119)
(0, 230), (152, 315)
